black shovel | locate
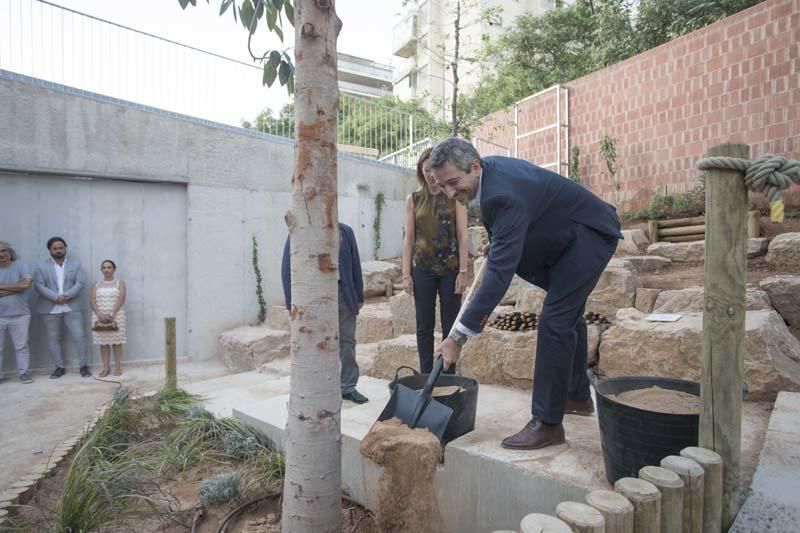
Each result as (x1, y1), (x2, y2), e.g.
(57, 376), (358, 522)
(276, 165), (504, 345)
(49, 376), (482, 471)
(377, 355), (453, 441)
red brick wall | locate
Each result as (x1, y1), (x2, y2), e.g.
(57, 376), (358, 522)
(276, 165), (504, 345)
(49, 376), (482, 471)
(472, 0), (800, 212)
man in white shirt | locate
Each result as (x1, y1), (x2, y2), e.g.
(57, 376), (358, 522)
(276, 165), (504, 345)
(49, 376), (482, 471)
(33, 237), (91, 378)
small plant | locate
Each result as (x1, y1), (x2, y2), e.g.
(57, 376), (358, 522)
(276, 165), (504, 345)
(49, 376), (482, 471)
(252, 235), (267, 323)
(599, 134), (623, 209)
(222, 430), (260, 460)
(199, 471), (240, 506)
(239, 448), (286, 499)
(569, 145), (581, 183)
(373, 192), (385, 259)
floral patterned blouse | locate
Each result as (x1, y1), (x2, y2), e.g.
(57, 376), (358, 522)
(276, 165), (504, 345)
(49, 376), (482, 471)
(412, 190), (459, 275)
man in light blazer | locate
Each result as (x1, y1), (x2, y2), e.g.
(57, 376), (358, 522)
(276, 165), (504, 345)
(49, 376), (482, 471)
(430, 138), (622, 450)
(33, 237), (91, 378)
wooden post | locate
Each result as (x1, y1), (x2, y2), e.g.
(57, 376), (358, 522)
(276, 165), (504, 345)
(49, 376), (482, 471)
(555, 502), (605, 533)
(520, 513), (573, 533)
(586, 489), (634, 533)
(639, 466), (684, 533)
(700, 142), (749, 530)
(648, 219), (659, 243)
(658, 224), (706, 237)
(681, 447), (724, 533)
(661, 455), (705, 533)
(747, 209), (761, 238)
(164, 317), (177, 390)
(614, 477), (661, 533)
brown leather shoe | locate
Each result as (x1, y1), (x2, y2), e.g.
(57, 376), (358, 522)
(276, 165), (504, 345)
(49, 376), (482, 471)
(564, 398), (595, 416)
(501, 418), (565, 450)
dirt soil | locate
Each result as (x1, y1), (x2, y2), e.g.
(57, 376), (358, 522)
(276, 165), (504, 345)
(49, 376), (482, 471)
(360, 418), (443, 533)
(609, 386), (701, 415)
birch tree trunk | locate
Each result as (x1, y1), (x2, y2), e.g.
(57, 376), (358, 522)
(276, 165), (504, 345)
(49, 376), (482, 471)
(282, 1), (343, 531)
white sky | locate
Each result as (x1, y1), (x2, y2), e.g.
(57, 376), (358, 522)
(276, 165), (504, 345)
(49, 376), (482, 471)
(0, 0), (406, 125)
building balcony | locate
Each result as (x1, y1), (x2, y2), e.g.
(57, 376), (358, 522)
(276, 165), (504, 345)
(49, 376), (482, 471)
(392, 12), (417, 58)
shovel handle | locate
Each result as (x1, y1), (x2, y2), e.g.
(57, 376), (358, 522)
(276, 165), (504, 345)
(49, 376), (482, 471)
(410, 356), (445, 428)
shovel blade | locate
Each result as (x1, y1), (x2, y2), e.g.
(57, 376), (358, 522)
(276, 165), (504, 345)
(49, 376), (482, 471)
(378, 383), (453, 442)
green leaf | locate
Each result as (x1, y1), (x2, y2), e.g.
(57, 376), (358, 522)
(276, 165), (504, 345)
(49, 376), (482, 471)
(254, 0), (265, 21)
(219, 0), (234, 16)
(278, 61), (290, 86)
(287, 73), (295, 95)
(263, 62), (278, 87)
(283, 0), (294, 26)
(178, 0), (191, 9)
(240, 0), (255, 32)
(266, 5), (277, 31)
(273, 24), (283, 42)
(269, 50), (281, 68)
(271, 0), (282, 10)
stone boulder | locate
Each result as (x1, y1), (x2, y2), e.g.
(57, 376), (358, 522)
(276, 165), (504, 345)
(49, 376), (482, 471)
(516, 286), (547, 315)
(624, 229), (651, 247)
(467, 226), (489, 257)
(598, 309), (800, 400)
(766, 233), (800, 268)
(615, 238), (641, 256)
(362, 261), (401, 297)
(759, 276), (800, 328)
(747, 237), (769, 258)
(586, 258), (638, 319)
(647, 240), (705, 262)
(635, 288), (660, 314)
(627, 256), (672, 272)
(388, 292), (440, 336)
(474, 256), (533, 306)
(356, 302), (395, 344)
(370, 335), (421, 379)
(219, 326), (290, 372)
(652, 287), (772, 313)
(356, 342), (379, 377)
(265, 305), (289, 331)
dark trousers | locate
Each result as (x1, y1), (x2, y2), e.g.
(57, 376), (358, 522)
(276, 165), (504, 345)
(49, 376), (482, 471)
(532, 232), (618, 424)
(412, 267), (462, 374)
(338, 285), (359, 393)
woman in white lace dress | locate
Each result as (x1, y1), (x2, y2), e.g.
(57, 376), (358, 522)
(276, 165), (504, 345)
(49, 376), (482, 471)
(90, 260), (127, 377)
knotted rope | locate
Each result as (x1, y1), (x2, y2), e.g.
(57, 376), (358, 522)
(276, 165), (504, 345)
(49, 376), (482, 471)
(696, 154), (800, 222)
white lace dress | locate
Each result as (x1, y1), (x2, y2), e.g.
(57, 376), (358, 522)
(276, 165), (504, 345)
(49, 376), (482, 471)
(91, 280), (127, 346)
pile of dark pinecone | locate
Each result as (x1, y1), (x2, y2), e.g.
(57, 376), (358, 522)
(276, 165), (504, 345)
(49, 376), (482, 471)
(488, 311), (611, 332)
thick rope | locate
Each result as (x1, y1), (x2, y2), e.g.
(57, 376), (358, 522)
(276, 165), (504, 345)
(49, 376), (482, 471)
(696, 154), (800, 222)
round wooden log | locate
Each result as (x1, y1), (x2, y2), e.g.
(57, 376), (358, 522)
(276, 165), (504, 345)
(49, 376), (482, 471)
(747, 209), (761, 238)
(586, 489), (634, 533)
(648, 220), (659, 243)
(661, 233), (706, 243)
(555, 502), (605, 533)
(681, 446), (723, 533)
(614, 477), (661, 533)
(661, 455), (705, 533)
(658, 216), (706, 228)
(639, 465), (685, 533)
(658, 224), (706, 237)
(520, 513), (573, 533)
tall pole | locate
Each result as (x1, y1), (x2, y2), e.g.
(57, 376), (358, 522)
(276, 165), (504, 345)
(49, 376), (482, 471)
(699, 142), (749, 530)
(164, 317), (177, 390)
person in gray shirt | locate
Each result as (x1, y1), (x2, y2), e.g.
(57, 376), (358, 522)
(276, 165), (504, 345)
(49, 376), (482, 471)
(0, 241), (33, 384)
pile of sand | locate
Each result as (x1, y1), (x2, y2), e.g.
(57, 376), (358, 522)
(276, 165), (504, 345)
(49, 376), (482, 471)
(609, 386), (700, 415)
(360, 418), (444, 532)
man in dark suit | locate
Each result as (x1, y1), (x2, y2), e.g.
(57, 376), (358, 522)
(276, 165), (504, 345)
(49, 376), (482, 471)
(430, 138), (622, 450)
(281, 222), (368, 404)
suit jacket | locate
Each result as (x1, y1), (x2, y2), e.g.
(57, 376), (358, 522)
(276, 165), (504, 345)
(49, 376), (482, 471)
(281, 223), (365, 316)
(33, 257), (87, 314)
(461, 156), (622, 333)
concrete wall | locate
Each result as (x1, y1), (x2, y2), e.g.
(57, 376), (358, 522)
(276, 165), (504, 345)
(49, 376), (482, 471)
(0, 71), (415, 365)
(472, 0), (800, 211)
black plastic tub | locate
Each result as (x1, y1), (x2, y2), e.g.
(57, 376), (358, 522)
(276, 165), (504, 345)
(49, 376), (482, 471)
(388, 366), (479, 444)
(592, 375), (700, 484)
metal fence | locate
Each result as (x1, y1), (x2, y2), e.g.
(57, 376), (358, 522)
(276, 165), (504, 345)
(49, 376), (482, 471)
(0, 0), (443, 166)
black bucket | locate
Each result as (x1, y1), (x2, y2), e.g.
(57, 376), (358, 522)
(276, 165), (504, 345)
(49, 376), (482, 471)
(388, 366), (479, 444)
(592, 375), (699, 485)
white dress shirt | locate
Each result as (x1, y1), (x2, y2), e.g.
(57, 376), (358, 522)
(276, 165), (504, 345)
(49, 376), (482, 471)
(453, 168), (483, 339)
(51, 258), (72, 314)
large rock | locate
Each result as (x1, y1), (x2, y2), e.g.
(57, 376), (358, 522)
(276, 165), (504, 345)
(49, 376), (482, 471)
(388, 292), (440, 336)
(623, 229), (650, 247)
(265, 305), (289, 331)
(598, 309), (800, 400)
(356, 302), (395, 344)
(759, 276), (800, 328)
(370, 334), (420, 379)
(615, 237), (641, 256)
(627, 256), (672, 272)
(766, 233), (800, 268)
(747, 237), (769, 258)
(652, 287), (772, 313)
(219, 326), (290, 371)
(362, 261), (401, 297)
(646, 240), (705, 262)
(586, 258), (638, 319)
(467, 226), (489, 257)
(635, 288), (660, 314)
(516, 285), (547, 314)
(474, 256), (532, 306)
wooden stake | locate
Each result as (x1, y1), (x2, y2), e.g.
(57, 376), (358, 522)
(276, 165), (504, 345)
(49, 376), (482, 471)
(164, 317), (177, 390)
(661, 455), (705, 533)
(555, 502), (605, 533)
(648, 220), (659, 243)
(520, 513), (573, 533)
(700, 142), (749, 530)
(658, 224), (706, 237)
(661, 233), (706, 243)
(586, 489), (634, 533)
(681, 447), (723, 533)
(614, 477), (661, 533)
(658, 215), (706, 228)
(639, 465), (684, 533)
(747, 209), (761, 238)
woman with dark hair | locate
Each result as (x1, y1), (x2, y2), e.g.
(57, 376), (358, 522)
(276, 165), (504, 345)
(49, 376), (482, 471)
(402, 147), (469, 374)
(90, 260), (127, 376)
